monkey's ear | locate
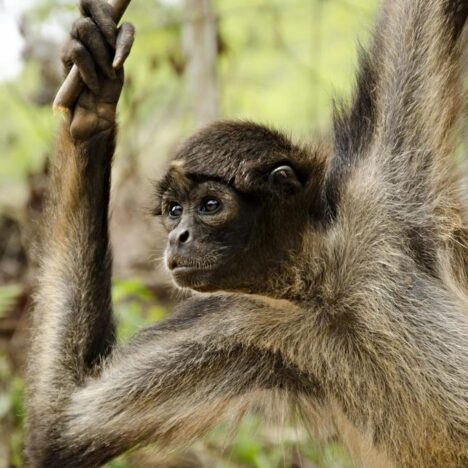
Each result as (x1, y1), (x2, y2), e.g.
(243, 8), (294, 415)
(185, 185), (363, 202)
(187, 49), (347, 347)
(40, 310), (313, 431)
(268, 165), (302, 193)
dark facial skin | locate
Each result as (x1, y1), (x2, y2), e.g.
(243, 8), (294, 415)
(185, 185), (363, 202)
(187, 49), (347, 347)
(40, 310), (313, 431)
(156, 160), (312, 295)
(160, 180), (255, 292)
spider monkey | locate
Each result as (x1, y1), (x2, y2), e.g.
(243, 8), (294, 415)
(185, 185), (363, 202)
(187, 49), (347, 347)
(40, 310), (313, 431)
(25, 0), (468, 466)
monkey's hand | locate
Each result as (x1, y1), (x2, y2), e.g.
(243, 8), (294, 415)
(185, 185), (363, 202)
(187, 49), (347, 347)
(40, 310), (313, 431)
(61, 0), (135, 140)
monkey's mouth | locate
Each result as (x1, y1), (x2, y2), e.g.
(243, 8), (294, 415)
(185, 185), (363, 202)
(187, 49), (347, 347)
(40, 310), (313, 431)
(168, 258), (220, 291)
(168, 257), (217, 273)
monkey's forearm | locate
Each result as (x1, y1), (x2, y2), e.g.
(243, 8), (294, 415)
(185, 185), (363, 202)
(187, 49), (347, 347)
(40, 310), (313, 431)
(41, 124), (116, 371)
(27, 296), (317, 467)
(27, 124), (117, 464)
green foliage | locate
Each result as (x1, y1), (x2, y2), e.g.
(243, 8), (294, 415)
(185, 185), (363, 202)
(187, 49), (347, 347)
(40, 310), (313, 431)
(113, 279), (167, 340)
(0, 285), (25, 465)
(204, 415), (353, 468)
(0, 75), (56, 208)
(218, 0), (376, 135)
(0, 355), (25, 466)
(0, 284), (22, 318)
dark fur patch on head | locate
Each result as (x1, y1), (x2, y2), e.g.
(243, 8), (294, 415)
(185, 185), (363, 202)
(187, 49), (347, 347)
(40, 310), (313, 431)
(152, 120), (331, 221)
(169, 120), (314, 193)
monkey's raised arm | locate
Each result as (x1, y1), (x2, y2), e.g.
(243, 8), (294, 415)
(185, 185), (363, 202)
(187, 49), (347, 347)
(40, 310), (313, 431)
(327, 0), (467, 278)
(375, 0), (467, 156)
(25, 117), (119, 459)
(25, 0), (135, 464)
(331, 0), (467, 202)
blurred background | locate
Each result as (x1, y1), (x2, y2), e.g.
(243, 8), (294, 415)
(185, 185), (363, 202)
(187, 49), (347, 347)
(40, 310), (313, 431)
(0, 0), (445, 466)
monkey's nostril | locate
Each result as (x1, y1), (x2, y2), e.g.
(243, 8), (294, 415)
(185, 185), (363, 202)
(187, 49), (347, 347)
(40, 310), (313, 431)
(179, 230), (190, 243)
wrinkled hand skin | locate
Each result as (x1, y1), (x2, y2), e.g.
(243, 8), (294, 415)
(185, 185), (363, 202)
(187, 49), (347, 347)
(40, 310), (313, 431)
(61, 0), (135, 141)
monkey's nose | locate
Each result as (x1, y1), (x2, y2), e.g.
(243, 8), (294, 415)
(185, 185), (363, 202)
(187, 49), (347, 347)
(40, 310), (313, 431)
(178, 230), (190, 243)
(169, 228), (192, 246)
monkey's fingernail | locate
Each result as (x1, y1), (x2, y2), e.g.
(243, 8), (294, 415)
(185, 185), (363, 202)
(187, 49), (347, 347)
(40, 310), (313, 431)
(112, 56), (123, 69)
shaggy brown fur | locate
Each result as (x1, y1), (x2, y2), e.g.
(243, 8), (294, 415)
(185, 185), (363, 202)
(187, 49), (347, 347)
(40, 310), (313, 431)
(26, 0), (467, 467)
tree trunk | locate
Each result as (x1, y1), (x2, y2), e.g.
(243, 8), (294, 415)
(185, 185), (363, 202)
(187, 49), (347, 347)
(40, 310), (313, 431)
(182, 0), (219, 127)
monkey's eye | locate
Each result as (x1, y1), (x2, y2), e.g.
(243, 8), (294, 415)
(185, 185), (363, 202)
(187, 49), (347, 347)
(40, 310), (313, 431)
(168, 202), (183, 219)
(199, 197), (222, 214)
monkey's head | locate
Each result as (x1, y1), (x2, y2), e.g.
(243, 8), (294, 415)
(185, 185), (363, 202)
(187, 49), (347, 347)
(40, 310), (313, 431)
(154, 121), (326, 295)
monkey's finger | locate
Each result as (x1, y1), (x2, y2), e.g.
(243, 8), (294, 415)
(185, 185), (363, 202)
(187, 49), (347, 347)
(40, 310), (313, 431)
(80, 0), (117, 47)
(71, 17), (116, 81)
(61, 42), (74, 76)
(67, 39), (100, 95)
(112, 22), (135, 69)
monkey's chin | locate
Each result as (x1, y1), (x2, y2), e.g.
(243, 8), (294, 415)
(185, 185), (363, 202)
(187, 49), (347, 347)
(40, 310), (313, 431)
(171, 266), (220, 292)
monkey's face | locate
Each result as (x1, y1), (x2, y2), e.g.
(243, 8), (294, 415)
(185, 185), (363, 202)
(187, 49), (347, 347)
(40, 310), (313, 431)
(158, 179), (257, 292)
(156, 166), (309, 295)
(154, 121), (323, 295)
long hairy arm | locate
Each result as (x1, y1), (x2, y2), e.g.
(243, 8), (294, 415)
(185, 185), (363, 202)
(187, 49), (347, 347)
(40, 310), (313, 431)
(28, 284), (317, 467)
(62, 297), (319, 467)
(25, 123), (117, 465)
(330, 0), (467, 204)
(328, 0), (467, 280)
